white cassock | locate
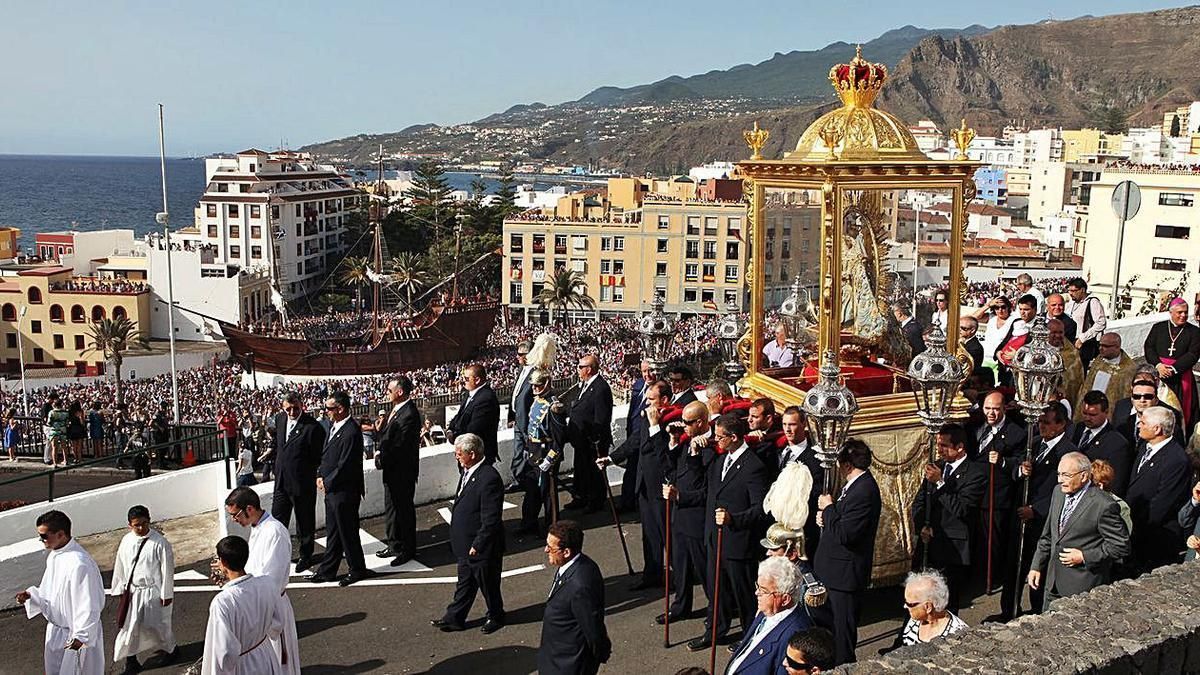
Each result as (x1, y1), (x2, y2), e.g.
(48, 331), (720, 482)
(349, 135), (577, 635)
(23, 538), (105, 675)
(201, 574), (283, 675)
(247, 511), (300, 674)
(110, 529), (177, 660)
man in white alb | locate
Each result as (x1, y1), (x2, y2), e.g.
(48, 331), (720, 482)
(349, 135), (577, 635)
(110, 505), (179, 674)
(16, 509), (105, 675)
(202, 536), (284, 675)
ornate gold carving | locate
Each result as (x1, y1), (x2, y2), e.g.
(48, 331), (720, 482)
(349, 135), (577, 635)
(743, 177), (757, 288)
(957, 179), (976, 306)
(744, 121), (769, 161)
(951, 119), (976, 160)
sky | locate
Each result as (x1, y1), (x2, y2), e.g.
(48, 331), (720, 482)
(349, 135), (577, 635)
(0, 0), (1183, 156)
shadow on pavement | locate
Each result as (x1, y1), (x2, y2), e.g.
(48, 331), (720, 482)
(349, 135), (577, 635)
(302, 659), (387, 674)
(413, 646), (537, 675)
(297, 611), (367, 639)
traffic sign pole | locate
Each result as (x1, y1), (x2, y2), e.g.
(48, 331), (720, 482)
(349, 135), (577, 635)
(1109, 180), (1141, 316)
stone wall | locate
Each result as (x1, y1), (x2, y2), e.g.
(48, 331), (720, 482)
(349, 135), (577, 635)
(841, 562), (1200, 674)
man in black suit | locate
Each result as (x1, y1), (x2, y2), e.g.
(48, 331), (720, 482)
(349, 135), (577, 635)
(668, 365), (699, 406)
(960, 316), (986, 378)
(1116, 378), (1185, 449)
(993, 402), (1076, 620)
(565, 354), (613, 512)
(1126, 405), (1193, 573)
(271, 392), (326, 572)
(447, 363), (501, 465)
(678, 414), (769, 652)
(621, 360), (653, 513)
(912, 422), (987, 613)
(537, 519), (611, 675)
(746, 398), (784, 480)
(971, 390), (1025, 589)
(892, 302), (926, 357)
(309, 391), (373, 587)
(661, 401), (711, 625)
(375, 375), (421, 566)
(779, 406), (823, 560)
(601, 379), (671, 591)
(1073, 391), (1132, 497)
(432, 433), (507, 633)
(814, 439), (882, 666)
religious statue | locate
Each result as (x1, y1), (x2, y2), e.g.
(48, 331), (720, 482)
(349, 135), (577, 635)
(839, 207), (888, 343)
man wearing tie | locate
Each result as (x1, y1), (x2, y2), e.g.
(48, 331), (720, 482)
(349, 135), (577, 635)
(724, 557), (811, 675)
(509, 341), (535, 492)
(308, 392), (373, 587)
(974, 390), (1024, 590)
(779, 406), (823, 560)
(814, 439), (882, 666)
(447, 364), (501, 465)
(564, 354), (613, 512)
(432, 433), (507, 633)
(661, 400), (711, 625)
(375, 376), (421, 566)
(679, 414), (769, 652)
(1126, 405), (1192, 573)
(271, 393), (326, 573)
(537, 520), (611, 675)
(621, 360), (654, 513)
(1072, 391), (1132, 497)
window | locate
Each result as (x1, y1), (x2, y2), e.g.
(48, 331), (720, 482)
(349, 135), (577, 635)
(510, 233), (523, 253)
(532, 234), (545, 253)
(216, 183), (228, 192)
(685, 241), (699, 259)
(725, 265), (739, 282)
(249, 225), (261, 239)
(74, 335), (85, 350)
(701, 289), (715, 304)
(27, 287), (41, 304)
(613, 236), (624, 251)
(1155, 225), (1190, 239)
(228, 204), (239, 218)
(250, 205), (261, 219)
(71, 305), (85, 322)
(1152, 257), (1187, 271)
(783, 217), (792, 237)
(685, 263), (698, 281)
(0, 304), (13, 321)
(702, 263), (716, 282)
(49, 305), (64, 323)
(726, 241), (739, 260)
(229, 224), (240, 238)
(600, 259), (611, 275)
(4, 333), (14, 348)
(230, 245), (241, 258)
(612, 260), (624, 275)
(31, 320), (42, 334)
(271, 205), (280, 220)
(206, 204), (217, 217)
(510, 282), (523, 304)
(600, 236), (612, 252)
(613, 286), (624, 303)
(572, 235), (587, 251)
(704, 217), (718, 235)
(554, 235), (567, 254)
(687, 216), (700, 235)
(724, 289), (738, 305)
(703, 241), (716, 259)
(728, 217), (742, 236)
(33, 347), (43, 362)
(657, 238), (668, 254)
(781, 240), (791, 259)
(207, 224), (218, 238)
(780, 263), (790, 282)
(295, 204), (302, 217)
(53, 335), (63, 349)
(655, 262), (667, 277)
(112, 306), (126, 320)
(1159, 192), (1195, 207)
(657, 215), (670, 230)
(251, 245), (263, 259)
(570, 259), (587, 274)
(91, 306), (105, 321)
(684, 288), (698, 303)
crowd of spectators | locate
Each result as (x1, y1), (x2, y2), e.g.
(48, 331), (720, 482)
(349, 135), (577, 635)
(48, 278), (150, 294)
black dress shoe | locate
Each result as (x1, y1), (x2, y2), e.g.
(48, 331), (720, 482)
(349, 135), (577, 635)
(431, 618), (465, 632)
(375, 548), (396, 559)
(305, 573), (336, 583)
(655, 611), (691, 625)
(564, 499), (589, 510)
(481, 619), (505, 634)
(686, 636), (712, 652)
(390, 554), (413, 566)
(294, 558), (314, 574)
(339, 570), (377, 587)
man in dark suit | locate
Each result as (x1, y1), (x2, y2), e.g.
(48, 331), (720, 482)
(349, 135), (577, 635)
(510, 341), (535, 494)
(271, 392), (326, 572)
(447, 363), (501, 465)
(912, 422), (987, 613)
(745, 398), (784, 480)
(661, 401), (711, 625)
(971, 390), (1025, 590)
(993, 402), (1076, 620)
(1116, 378), (1185, 449)
(779, 406), (824, 560)
(309, 391), (373, 587)
(960, 316), (986, 378)
(432, 433), (507, 633)
(565, 354), (613, 512)
(621, 360), (653, 513)
(537, 520), (611, 675)
(1028, 452), (1129, 610)
(724, 557), (812, 675)
(1176, 480), (1200, 562)
(1073, 391), (1132, 496)
(892, 302), (926, 357)
(814, 439), (882, 666)
(678, 414), (770, 652)
(602, 379), (671, 591)
(668, 365), (699, 407)
(375, 375), (421, 566)
(1126, 405), (1193, 573)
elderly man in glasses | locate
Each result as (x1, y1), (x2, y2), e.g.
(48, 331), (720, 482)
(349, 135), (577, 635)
(724, 556), (811, 675)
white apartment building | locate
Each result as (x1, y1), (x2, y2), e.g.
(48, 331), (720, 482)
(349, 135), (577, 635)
(1080, 165), (1200, 311)
(1027, 161), (1102, 229)
(909, 121), (945, 153)
(1013, 128), (1064, 166)
(191, 149), (356, 300)
(965, 137), (1017, 167)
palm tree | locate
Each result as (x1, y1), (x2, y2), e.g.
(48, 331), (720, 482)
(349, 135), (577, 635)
(389, 253), (429, 312)
(536, 268), (595, 325)
(340, 255), (372, 315)
(85, 317), (149, 407)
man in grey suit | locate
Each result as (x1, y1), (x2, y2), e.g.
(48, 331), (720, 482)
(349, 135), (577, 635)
(1028, 452), (1129, 611)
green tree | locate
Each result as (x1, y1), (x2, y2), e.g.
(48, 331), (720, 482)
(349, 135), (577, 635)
(85, 317), (149, 407)
(404, 159), (454, 242)
(1089, 104), (1128, 134)
(317, 292), (352, 313)
(493, 163), (518, 218)
(536, 268), (596, 325)
(389, 252), (429, 311)
(340, 255), (372, 315)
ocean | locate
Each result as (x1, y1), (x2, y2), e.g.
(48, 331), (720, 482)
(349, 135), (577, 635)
(0, 155), (534, 252)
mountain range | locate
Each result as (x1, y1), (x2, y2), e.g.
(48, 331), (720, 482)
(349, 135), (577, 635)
(301, 6), (1200, 173)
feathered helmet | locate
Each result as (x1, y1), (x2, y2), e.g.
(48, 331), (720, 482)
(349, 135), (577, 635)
(527, 332), (558, 372)
(762, 462), (814, 553)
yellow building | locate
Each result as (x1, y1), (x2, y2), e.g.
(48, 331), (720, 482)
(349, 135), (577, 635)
(1061, 128), (1127, 163)
(0, 266), (152, 375)
(0, 228), (20, 260)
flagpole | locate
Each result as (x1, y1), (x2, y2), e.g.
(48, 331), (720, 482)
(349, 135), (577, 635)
(157, 103), (181, 424)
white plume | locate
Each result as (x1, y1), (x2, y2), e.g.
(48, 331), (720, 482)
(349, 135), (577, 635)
(763, 462), (813, 531)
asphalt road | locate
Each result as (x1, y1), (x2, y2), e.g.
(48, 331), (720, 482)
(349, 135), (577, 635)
(0, 488), (1005, 674)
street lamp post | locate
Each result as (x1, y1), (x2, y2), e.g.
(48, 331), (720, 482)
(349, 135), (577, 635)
(800, 350), (859, 495)
(16, 306), (28, 416)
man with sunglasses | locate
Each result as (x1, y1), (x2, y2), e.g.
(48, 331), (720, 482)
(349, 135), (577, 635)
(783, 627), (836, 674)
(661, 400), (712, 625)
(17, 510), (105, 675)
(271, 392), (326, 573)
(563, 354), (613, 512)
(309, 392), (372, 587)
(1117, 379), (1184, 450)
(447, 363), (501, 465)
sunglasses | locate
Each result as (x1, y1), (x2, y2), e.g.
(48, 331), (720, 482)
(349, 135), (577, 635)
(1130, 394), (1156, 401)
(37, 531), (53, 541)
(682, 417), (701, 425)
(324, 405), (340, 410)
(783, 654), (812, 671)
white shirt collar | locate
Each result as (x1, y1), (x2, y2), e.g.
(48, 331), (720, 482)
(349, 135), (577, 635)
(329, 416), (350, 439)
(1085, 420), (1108, 437)
(725, 443), (748, 464)
(728, 605), (797, 672)
(1146, 437), (1172, 454)
(842, 469), (865, 492)
(462, 461), (483, 486)
(557, 555), (578, 577)
(946, 455), (967, 475)
(1043, 433), (1064, 452)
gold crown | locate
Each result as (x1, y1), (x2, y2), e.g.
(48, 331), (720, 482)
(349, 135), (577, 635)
(828, 45), (888, 109)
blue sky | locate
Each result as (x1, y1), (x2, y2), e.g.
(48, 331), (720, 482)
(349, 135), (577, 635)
(0, 0), (1180, 156)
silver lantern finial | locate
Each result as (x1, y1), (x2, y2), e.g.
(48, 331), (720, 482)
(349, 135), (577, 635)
(907, 324), (966, 435)
(638, 292), (675, 377)
(801, 349), (859, 493)
(717, 299), (745, 382)
(1012, 316), (1064, 418)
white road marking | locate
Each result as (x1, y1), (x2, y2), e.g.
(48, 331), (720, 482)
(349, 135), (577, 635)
(438, 501), (516, 525)
(173, 563), (545, 592)
(309, 528), (433, 574)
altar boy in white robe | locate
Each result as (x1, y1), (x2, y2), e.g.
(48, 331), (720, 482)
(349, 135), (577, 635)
(15, 510), (105, 675)
(225, 486), (300, 674)
(110, 505), (179, 674)
(202, 536), (284, 675)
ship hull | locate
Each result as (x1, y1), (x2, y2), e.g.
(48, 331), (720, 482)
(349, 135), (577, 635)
(221, 303), (499, 376)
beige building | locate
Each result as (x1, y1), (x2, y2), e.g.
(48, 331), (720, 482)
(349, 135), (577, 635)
(0, 266), (152, 375)
(1027, 161), (1103, 229)
(502, 178), (818, 320)
(1081, 165), (1200, 311)
(1061, 129), (1127, 163)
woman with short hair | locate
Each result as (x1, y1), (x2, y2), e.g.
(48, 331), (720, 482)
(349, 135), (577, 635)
(898, 570), (968, 646)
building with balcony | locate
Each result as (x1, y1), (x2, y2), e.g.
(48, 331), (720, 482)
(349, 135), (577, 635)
(974, 167), (1008, 205)
(0, 265), (152, 375)
(190, 149), (356, 300)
